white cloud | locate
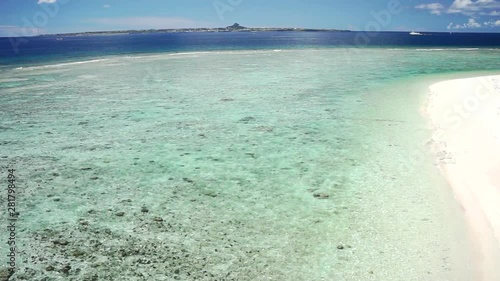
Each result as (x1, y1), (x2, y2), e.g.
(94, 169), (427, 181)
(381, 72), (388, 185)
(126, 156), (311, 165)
(37, 0), (57, 4)
(417, 0), (500, 16)
(467, 18), (482, 27)
(87, 17), (216, 29)
(447, 0), (500, 15)
(484, 19), (500, 25)
(448, 17), (483, 28)
(103, 4), (111, 8)
(415, 3), (445, 15)
(448, 14), (500, 29)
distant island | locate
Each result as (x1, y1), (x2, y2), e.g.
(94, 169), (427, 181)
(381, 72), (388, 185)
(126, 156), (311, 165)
(43, 23), (351, 37)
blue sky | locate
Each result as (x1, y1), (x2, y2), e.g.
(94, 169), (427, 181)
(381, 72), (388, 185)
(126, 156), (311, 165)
(0, 0), (499, 36)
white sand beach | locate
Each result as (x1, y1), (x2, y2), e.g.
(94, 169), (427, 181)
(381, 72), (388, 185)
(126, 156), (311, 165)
(427, 75), (500, 280)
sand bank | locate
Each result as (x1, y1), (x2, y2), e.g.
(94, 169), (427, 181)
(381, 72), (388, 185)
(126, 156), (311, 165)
(426, 75), (500, 280)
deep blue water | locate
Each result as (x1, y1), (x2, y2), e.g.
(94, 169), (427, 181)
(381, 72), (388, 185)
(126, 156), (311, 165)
(1, 31), (500, 67)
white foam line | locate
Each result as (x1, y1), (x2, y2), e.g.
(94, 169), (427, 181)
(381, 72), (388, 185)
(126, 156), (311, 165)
(15, 59), (109, 70)
(416, 48), (481, 51)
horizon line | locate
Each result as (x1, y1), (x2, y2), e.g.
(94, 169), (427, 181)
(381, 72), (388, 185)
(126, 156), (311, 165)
(3, 26), (500, 38)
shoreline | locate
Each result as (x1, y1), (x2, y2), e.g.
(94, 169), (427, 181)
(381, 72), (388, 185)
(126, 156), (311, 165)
(426, 74), (500, 280)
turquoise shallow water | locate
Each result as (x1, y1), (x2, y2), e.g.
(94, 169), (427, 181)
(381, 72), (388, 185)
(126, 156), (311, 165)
(0, 48), (499, 280)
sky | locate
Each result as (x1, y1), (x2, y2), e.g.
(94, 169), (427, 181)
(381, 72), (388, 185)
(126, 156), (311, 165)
(0, 0), (499, 36)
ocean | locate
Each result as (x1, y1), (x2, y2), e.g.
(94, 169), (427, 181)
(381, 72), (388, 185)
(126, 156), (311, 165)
(1, 31), (500, 280)
(1, 31), (500, 67)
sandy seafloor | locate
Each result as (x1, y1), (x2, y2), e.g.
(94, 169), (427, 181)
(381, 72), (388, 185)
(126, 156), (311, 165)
(0, 48), (499, 280)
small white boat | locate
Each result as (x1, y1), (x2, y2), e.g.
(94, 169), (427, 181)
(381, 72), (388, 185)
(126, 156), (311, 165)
(409, 31), (423, 36)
